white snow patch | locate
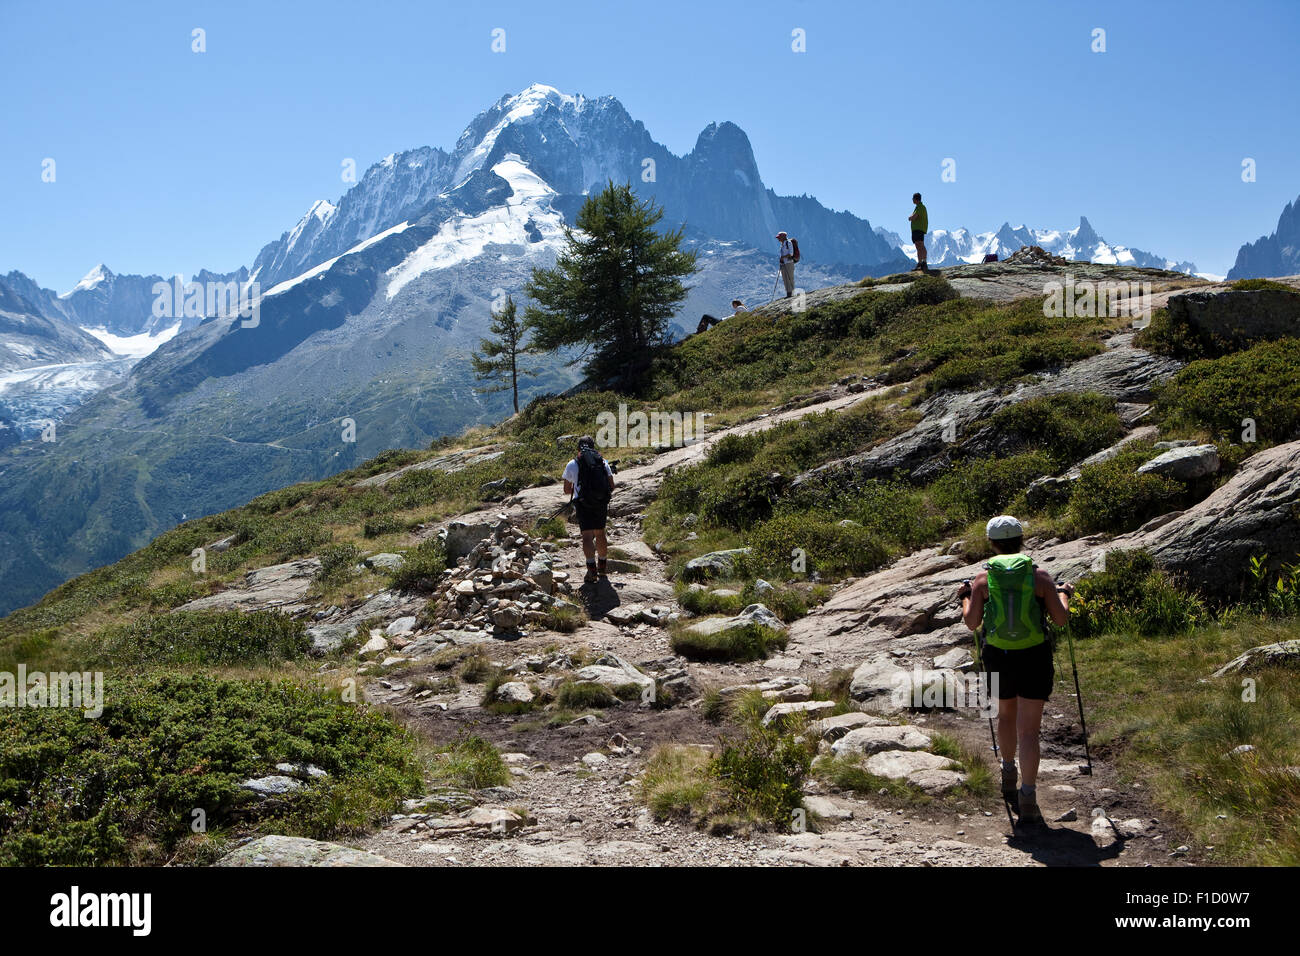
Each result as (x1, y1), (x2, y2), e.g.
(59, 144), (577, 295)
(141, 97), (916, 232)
(264, 221), (411, 298)
(81, 322), (182, 359)
(385, 159), (564, 300)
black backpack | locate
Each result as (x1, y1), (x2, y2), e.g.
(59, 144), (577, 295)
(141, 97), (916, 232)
(576, 446), (611, 505)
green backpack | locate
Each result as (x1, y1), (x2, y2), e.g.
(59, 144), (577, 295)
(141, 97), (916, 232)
(981, 553), (1047, 650)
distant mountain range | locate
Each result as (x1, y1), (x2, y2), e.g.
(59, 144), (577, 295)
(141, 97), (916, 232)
(1228, 193), (1300, 279)
(0, 83), (919, 614)
(875, 217), (1200, 274)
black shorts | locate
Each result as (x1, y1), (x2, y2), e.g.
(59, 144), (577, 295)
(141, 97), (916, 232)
(911, 230), (925, 243)
(981, 640), (1053, 701)
(573, 500), (608, 532)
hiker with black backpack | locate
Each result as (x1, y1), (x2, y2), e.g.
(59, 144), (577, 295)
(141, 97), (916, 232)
(776, 231), (800, 298)
(561, 435), (616, 583)
(956, 515), (1073, 826)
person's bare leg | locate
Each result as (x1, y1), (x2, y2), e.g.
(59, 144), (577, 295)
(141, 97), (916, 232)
(997, 696), (1019, 762)
(581, 530), (598, 582)
(916, 239), (927, 267)
(1017, 697), (1046, 787)
(593, 530), (608, 559)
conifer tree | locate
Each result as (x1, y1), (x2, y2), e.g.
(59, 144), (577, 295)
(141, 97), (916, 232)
(470, 295), (539, 413)
(524, 182), (697, 384)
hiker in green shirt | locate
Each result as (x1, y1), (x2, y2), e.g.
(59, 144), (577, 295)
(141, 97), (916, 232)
(908, 192), (929, 271)
(957, 515), (1073, 826)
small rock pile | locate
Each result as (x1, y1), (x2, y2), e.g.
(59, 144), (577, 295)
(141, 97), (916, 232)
(427, 517), (580, 637)
(1004, 245), (1069, 266)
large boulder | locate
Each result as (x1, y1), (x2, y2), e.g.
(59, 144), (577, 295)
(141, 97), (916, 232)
(217, 835), (402, 867)
(1167, 288), (1300, 349)
(1136, 440), (1300, 599)
(173, 558), (320, 613)
(864, 750), (966, 793)
(573, 653), (654, 695)
(1211, 640), (1300, 677)
(683, 548), (752, 581)
(1137, 444), (1220, 481)
(680, 603), (786, 638)
(831, 724), (933, 756)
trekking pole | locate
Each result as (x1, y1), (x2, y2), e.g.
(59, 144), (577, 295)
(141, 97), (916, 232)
(1055, 579), (1093, 775)
(771, 265), (781, 302)
(1063, 622), (1094, 776)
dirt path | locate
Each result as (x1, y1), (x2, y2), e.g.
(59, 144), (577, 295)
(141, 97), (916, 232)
(356, 471), (1184, 867)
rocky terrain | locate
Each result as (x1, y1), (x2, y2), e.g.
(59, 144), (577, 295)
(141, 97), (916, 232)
(5, 259), (1297, 868)
(176, 265), (1298, 867)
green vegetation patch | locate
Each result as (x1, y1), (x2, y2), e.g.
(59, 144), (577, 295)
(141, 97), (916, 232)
(86, 610), (310, 669)
(0, 673), (422, 865)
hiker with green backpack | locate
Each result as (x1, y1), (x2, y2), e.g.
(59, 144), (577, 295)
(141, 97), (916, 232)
(957, 515), (1073, 826)
(561, 435), (616, 584)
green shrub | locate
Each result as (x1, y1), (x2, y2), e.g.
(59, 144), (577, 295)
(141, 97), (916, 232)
(698, 466), (783, 529)
(87, 610), (309, 668)
(556, 681), (619, 709)
(1245, 554), (1300, 618)
(146, 579), (203, 611)
(902, 274), (959, 307)
(1156, 339), (1300, 446)
(388, 538), (446, 592)
(929, 452), (1055, 523)
(1229, 279), (1300, 293)
(362, 514), (405, 538)
(712, 724), (815, 829)
(427, 735), (510, 790)
(1134, 307), (1208, 360)
(315, 543), (362, 587)
(748, 513), (889, 577)
(670, 621), (788, 663)
(969, 392), (1124, 469)
(531, 516), (568, 539)
(1069, 549), (1209, 638)
(0, 673), (422, 865)
(1069, 452), (1185, 533)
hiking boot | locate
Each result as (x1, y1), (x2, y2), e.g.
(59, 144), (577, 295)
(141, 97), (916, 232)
(1001, 763), (1019, 812)
(583, 565), (598, 584)
(911, 263), (924, 272)
(596, 558), (609, 578)
(1017, 788), (1045, 827)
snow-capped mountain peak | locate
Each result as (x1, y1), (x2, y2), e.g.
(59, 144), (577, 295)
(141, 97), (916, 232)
(61, 263), (114, 298)
(882, 217), (1197, 274)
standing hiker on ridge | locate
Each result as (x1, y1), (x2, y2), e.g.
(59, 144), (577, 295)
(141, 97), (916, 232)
(562, 435), (615, 584)
(776, 231), (799, 298)
(908, 192), (929, 271)
(957, 515), (1073, 826)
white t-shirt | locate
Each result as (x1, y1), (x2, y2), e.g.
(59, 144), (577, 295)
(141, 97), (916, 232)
(778, 239), (794, 262)
(563, 455), (614, 500)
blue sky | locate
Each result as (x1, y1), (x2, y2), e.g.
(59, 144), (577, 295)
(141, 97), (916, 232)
(3, 0), (1298, 290)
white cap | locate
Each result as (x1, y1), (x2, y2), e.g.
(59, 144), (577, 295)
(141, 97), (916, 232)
(986, 515), (1024, 540)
